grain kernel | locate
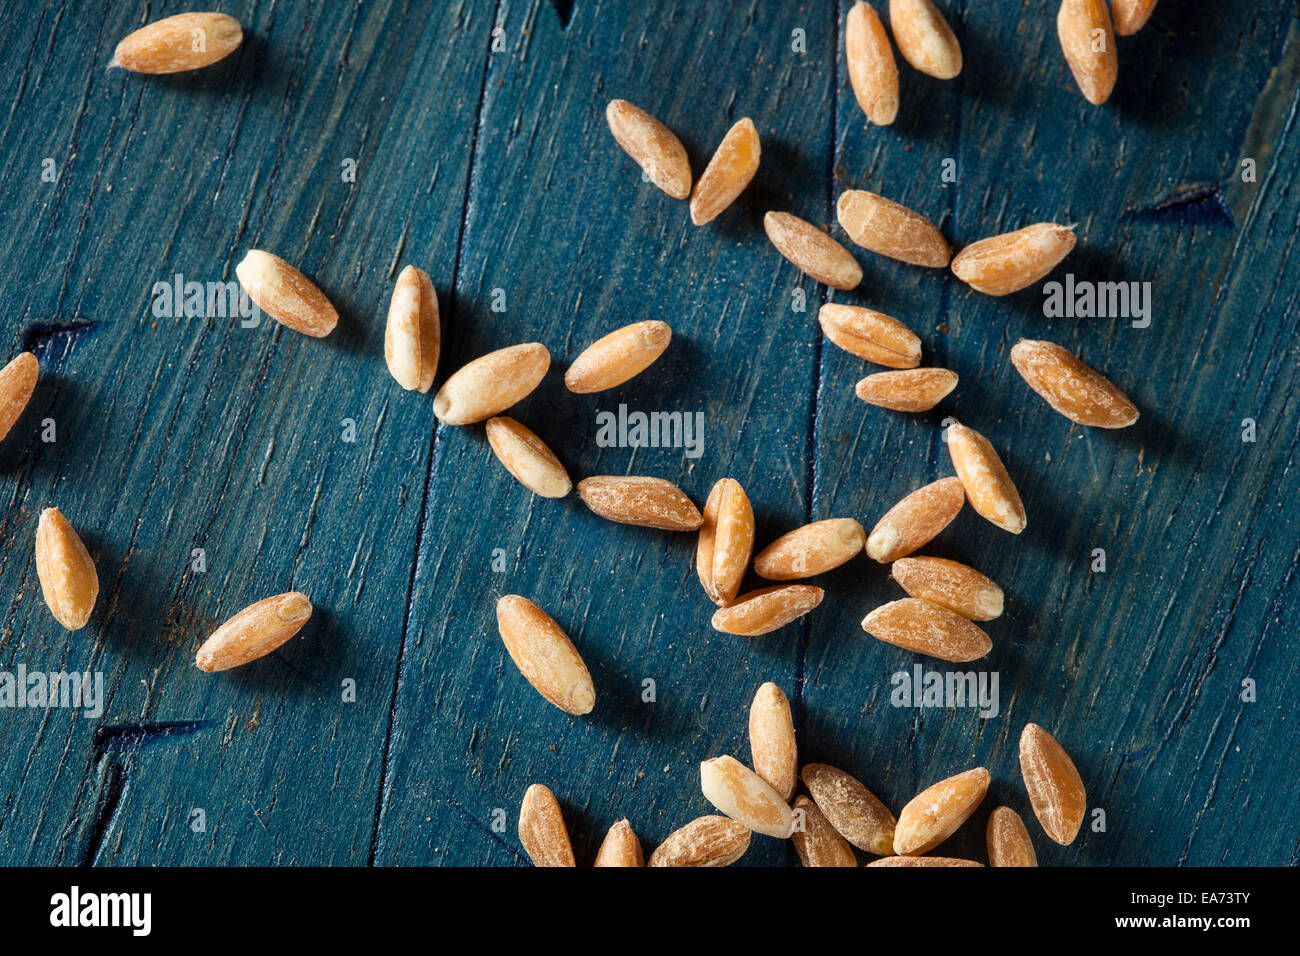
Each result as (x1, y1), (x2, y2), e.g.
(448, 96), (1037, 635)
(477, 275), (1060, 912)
(433, 342), (550, 425)
(565, 320), (671, 393)
(496, 595), (595, 715)
(890, 556), (1003, 620)
(700, 755), (794, 838)
(801, 763), (897, 856)
(753, 517), (865, 580)
(519, 784), (576, 867)
(1113, 0), (1158, 36)
(35, 508), (99, 631)
(749, 682), (797, 801)
(763, 212), (862, 290)
(235, 250), (339, 337)
(1057, 0), (1118, 105)
(0, 352), (38, 443)
(946, 423), (1026, 534)
(485, 417), (571, 498)
(868, 855), (982, 866)
(195, 592), (312, 672)
(690, 118), (760, 226)
(1010, 339), (1138, 428)
(792, 795), (859, 867)
(865, 476), (964, 563)
(987, 806), (1038, 867)
(648, 815), (751, 867)
(594, 819), (644, 867)
(894, 767), (990, 855)
(950, 223), (1076, 296)
(577, 476), (701, 531)
(605, 99), (692, 199)
(889, 0), (962, 79)
(711, 585), (824, 636)
(696, 478), (755, 606)
(855, 368), (957, 412)
(846, 2), (899, 126)
(861, 598), (992, 662)
(113, 12), (242, 73)
(384, 265), (439, 392)
(1020, 723), (1087, 845)
(836, 189), (950, 267)
(819, 303), (922, 369)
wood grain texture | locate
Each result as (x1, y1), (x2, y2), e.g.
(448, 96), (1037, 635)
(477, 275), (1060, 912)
(0, 0), (1295, 867)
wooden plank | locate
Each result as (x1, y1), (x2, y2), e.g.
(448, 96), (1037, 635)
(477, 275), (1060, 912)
(0, 0), (1295, 867)
(0, 0), (486, 864)
(803, 1), (1300, 865)
(373, 0), (834, 866)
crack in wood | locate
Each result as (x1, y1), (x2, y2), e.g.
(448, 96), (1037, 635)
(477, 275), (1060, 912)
(78, 758), (125, 866)
(22, 319), (100, 359)
(93, 721), (208, 751)
(548, 0), (575, 29)
(1129, 183), (1236, 227)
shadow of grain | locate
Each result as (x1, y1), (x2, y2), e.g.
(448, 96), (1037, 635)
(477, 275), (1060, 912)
(1108, 2), (1224, 128)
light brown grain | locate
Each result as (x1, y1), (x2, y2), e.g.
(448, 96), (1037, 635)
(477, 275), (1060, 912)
(700, 755), (794, 838)
(818, 303), (922, 368)
(495, 595), (595, 715)
(763, 212), (863, 290)
(577, 475), (701, 531)
(946, 423), (1026, 534)
(433, 342), (550, 425)
(35, 508), (99, 632)
(594, 818), (644, 867)
(648, 815), (751, 867)
(485, 417), (571, 498)
(605, 99), (692, 199)
(565, 320), (671, 393)
(865, 476), (965, 563)
(1010, 339), (1139, 428)
(0, 352), (38, 443)
(195, 591), (312, 672)
(384, 264), (439, 392)
(235, 250), (339, 337)
(889, 0), (962, 79)
(855, 368), (957, 412)
(711, 585), (823, 636)
(891, 556), (1003, 620)
(696, 478), (755, 606)
(749, 682), (797, 801)
(690, 118), (760, 226)
(1113, 0), (1158, 36)
(987, 806), (1038, 867)
(1020, 723), (1087, 846)
(950, 223), (1077, 296)
(894, 767), (990, 855)
(1057, 0), (1118, 105)
(846, 2), (899, 126)
(753, 518), (864, 580)
(861, 598), (992, 662)
(792, 795), (858, 867)
(518, 784), (576, 867)
(836, 189), (950, 267)
(113, 12), (242, 73)
(868, 855), (982, 867)
(800, 763), (896, 856)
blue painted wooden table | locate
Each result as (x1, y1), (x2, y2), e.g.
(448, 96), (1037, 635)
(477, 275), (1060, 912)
(0, 0), (1296, 866)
